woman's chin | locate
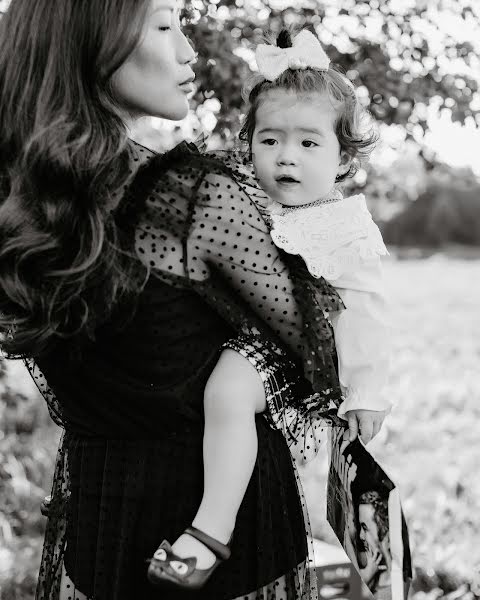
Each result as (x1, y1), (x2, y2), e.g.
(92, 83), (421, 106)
(162, 104), (190, 121)
(145, 97), (189, 121)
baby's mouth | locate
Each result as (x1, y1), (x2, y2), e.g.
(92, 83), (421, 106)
(275, 175), (301, 186)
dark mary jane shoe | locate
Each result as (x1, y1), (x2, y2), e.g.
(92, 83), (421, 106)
(147, 525), (231, 591)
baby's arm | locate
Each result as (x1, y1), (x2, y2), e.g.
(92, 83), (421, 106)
(329, 256), (391, 442)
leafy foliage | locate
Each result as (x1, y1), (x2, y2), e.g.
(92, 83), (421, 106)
(183, 0), (480, 142)
(382, 166), (480, 246)
(0, 361), (60, 600)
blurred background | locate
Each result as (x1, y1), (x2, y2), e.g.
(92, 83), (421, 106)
(0, 0), (479, 598)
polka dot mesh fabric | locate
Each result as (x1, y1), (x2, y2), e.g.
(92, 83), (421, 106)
(27, 140), (348, 600)
(133, 142), (346, 431)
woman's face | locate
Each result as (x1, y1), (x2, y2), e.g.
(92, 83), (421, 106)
(112, 0), (196, 120)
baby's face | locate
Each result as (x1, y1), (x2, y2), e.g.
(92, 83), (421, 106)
(251, 89), (344, 207)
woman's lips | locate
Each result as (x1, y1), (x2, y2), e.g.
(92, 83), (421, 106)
(178, 82), (195, 93)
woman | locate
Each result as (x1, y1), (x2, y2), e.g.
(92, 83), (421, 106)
(0, 1), (340, 598)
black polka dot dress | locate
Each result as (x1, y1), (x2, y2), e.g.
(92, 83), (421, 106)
(31, 140), (345, 600)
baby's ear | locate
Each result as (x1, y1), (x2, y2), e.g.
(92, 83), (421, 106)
(338, 149), (353, 176)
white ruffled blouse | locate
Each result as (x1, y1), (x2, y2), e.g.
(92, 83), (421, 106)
(267, 194), (391, 419)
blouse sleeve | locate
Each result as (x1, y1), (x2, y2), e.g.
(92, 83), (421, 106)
(133, 145), (343, 411)
(330, 256), (392, 418)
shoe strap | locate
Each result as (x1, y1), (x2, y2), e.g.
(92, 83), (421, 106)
(184, 526), (231, 561)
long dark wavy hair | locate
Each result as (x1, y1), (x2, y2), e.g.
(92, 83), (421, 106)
(0, 0), (151, 358)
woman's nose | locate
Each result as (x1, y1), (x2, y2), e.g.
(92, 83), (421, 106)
(178, 31), (197, 66)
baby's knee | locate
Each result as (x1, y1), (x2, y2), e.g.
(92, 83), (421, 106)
(204, 349), (266, 416)
(204, 376), (257, 420)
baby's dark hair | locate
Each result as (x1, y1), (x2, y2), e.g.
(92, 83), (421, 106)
(239, 29), (378, 182)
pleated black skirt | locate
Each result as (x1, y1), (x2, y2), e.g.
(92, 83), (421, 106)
(47, 414), (315, 600)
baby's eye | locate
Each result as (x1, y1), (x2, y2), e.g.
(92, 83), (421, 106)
(158, 26), (172, 32)
(302, 140), (319, 148)
(261, 139), (277, 146)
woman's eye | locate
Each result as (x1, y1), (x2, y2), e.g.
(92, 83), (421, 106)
(158, 26), (172, 32)
(261, 139), (277, 146)
(302, 140), (319, 148)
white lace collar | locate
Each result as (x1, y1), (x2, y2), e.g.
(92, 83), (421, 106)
(268, 194), (388, 281)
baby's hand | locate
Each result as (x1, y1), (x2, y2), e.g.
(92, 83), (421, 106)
(344, 409), (387, 444)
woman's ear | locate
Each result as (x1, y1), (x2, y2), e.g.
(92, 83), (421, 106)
(337, 149), (352, 177)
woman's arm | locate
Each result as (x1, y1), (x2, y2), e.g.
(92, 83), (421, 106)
(133, 148), (344, 443)
(134, 150), (307, 356)
(187, 169), (306, 354)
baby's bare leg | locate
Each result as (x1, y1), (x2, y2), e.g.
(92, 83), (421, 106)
(194, 349), (266, 533)
(172, 348), (266, 567)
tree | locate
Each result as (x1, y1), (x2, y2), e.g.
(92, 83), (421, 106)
(183, 0), (480, 144)
(381, 163), (480, 246)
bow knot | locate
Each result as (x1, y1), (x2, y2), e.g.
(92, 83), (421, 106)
(255, 30), (330, 82)
(288, 56), (308, 70)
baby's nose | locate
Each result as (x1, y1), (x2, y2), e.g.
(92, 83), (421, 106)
(277, 151), (298, 166)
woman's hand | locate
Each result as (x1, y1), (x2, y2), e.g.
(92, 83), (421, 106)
(344, 409), (387, 444)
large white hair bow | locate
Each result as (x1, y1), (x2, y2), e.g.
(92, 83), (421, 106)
(255, 30), (330, 82)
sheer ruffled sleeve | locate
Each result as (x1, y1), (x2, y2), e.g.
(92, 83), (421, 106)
(132, 143), (345, 432)
(135, 145), (294, 351)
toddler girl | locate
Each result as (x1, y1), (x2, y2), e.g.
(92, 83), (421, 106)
(148, 28), (391, 591)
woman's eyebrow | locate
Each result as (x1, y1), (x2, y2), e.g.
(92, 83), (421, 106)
(151, 5), (175, 15)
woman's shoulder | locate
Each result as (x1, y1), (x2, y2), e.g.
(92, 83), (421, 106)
(128, 139), (259, 187)
(118, 139), (273, 281)
(124, 139), (270, 225)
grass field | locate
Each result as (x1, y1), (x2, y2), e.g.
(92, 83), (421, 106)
(1, 254), (479, 599)
(300, 253), (480, 599)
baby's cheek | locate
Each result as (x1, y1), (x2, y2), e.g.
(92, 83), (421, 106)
(251, 153), (263, 177)
(252, 146), (269, 170)
(252, 163), (270, 188)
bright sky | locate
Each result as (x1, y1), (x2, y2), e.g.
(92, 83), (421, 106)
(425, 111), (480, 176)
